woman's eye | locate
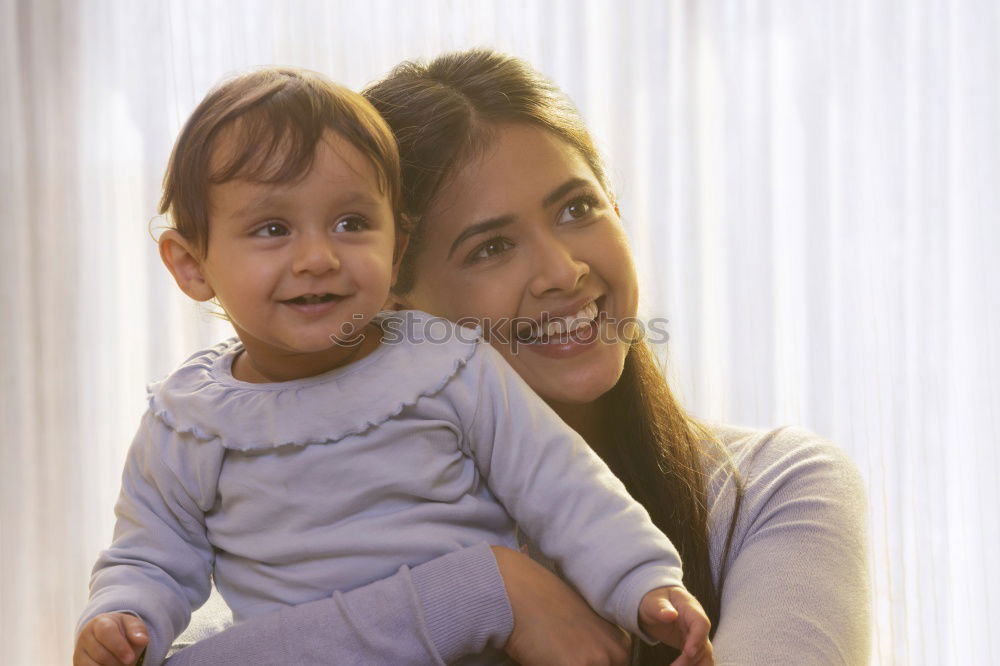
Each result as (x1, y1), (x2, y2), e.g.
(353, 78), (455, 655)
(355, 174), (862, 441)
(558, 196), (599, 224)
(467, 236), (514, 264)
(334, 216), (368, 233)
(253, 221), (289, 237)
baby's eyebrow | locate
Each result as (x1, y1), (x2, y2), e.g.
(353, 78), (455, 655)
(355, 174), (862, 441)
(447, 215), (515, 260)
(335, 191), (384, 209)
(227, 192), (286, 220)
(225, 189), (384, 221)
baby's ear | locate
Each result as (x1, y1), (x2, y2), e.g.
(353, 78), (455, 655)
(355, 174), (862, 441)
(382, 297), (409, 311)
(382, 282), (410, 311)
(159, 230), (215, 302)
(383, 284), (412, 311)
(392, 226), (410, 267)
(390, 228), (410, 285)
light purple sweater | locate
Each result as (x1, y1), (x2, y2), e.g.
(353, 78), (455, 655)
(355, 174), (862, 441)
(163, 424), (872, 665)
(79, 311), (685, 665)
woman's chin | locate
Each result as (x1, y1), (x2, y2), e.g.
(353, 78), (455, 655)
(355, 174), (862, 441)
(537, 381), (614, 407)
(505, 350), (627, 406)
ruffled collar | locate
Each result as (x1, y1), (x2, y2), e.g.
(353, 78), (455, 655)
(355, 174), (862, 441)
(147, 310), (481, 451)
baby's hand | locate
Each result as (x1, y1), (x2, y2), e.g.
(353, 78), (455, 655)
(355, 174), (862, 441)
(74, 612), (149, 666)
(639, 586), (713, 665)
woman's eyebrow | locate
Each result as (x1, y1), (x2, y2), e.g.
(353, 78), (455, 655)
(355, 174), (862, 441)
(447, 215), (515, 259)
(541, 177), (590, 207)
(445, 177), (591, 259)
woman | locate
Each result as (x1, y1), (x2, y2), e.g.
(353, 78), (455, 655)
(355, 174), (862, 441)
(165, 49), (870, 666)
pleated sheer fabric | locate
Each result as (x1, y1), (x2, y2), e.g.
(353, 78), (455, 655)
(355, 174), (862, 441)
(2, 1), (997, 663)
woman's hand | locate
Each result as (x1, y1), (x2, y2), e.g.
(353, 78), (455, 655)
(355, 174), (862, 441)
(492, 545), (631, 666)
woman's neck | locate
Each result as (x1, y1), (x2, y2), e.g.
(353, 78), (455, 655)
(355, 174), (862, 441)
(548, 397), (612, 458)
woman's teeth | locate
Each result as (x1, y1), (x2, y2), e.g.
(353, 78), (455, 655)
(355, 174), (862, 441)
(522, 301), (599, 342)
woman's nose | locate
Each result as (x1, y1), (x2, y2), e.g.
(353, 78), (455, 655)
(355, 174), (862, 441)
(527, 235), (589, 297)
(291, 234), (341, 275)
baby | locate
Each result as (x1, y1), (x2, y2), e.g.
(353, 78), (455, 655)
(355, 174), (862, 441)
(74, 67), (709, 666)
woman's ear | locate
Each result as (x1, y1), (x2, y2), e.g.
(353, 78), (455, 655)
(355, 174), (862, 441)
(159, 230), (215, 302)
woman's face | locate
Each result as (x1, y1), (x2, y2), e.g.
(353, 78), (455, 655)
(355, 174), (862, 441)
(398, 124), (640, 406)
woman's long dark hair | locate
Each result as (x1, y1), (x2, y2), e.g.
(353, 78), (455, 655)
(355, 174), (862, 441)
(364, 49), (744, 663)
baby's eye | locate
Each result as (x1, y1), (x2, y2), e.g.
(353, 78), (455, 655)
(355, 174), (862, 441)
(334, 216), (369, 233)
(467, 236), (514, 264)
(253, 221), (289, 237)
(557, 196), (600, 224)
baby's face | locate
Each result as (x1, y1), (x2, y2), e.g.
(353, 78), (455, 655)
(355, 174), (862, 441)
(198, 130), (400, 379)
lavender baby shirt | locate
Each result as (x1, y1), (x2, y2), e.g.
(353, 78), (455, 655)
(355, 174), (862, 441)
(78, 310), (684, 665)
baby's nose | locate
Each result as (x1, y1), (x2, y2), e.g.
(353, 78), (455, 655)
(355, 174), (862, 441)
(292, 237), (341, 275)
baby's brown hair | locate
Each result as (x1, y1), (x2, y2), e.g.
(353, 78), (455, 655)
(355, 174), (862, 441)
(159, 67), (401, 257)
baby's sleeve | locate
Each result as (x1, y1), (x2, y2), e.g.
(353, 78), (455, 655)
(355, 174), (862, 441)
(164, 541), (513, 665)
(449, 342), (684, 637)
(77, 411), (222, 666)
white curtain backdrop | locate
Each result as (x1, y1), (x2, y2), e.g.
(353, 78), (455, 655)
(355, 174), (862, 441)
(2, 1), (998, 663)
